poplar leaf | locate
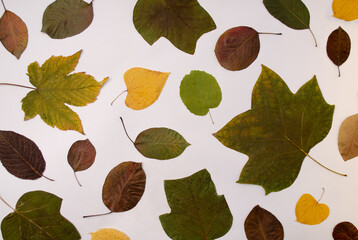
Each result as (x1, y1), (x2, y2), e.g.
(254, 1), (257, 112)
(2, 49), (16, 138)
(102, 162), (146, 212)
(244, 205), (284, 240)
(133, 0), (216, 54)
(90, 228), (130, 240)
(21, 50), (108, 134)
(338, 114), (358, 161)
(1, 191), (81, 240)
(295, 193), (329, 225)
(42, 0), (94, 39)
(159, 169), (233, 240)
(213, 65), (335, 194)
(0, 10), (28, 59)
(332, 0), (358, 21)
(333, 222), (358, 240)
(123, 67), (169, 110)
(327, 27), (351, 77)
(180, 70), (222, 119)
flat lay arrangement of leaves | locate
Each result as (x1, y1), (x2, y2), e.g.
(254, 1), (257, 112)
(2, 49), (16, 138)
(0, 0), (357, 239)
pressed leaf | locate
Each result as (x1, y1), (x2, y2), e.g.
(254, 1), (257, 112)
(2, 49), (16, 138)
(333, 222), (358, 240)
(215, 26), (259, 71)
(244, 205), (284, 240)
(160, 169), (233, 240)
(0, 130), (48, 180)
(90, 228), (130, 240)
(332, 0), (358, 21)
(21, 50), (108, 134)
(180, 70), (222, 121)
(213, 65), (336, 194)
(102, 161), (146, 212)
(295, 193), (329, 225)
(338, 114), (358, 161)
(1, 191), (80, 240)
(124, 67), (170, 110)
(133, 0), (216, 54)
(0, 10), (28, 59)
(327, 27), (351, 77)
(42, 0), (94, 39)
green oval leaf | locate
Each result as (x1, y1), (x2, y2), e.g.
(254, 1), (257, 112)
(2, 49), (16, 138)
(42, 0), (94, 39)
(180, 70), (222, 119)
(160, 169), (233, 240)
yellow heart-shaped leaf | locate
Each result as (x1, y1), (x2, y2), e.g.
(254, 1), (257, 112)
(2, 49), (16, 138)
(295, 193), (329, 225)
(90, 228), (130, 240)
(332, 0), (358, 21)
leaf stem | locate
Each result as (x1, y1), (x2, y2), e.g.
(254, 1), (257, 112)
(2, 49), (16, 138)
(111, 90), (128, 106)
(83, 211), (112, 218)
(208, 109), (214, 125)
(306, 153), (346, 176)
(120, 117), (134, 144)
(0, 0), (6, 11)
(0, 83), (36, 90)
(338, 66), (341, 77)
(42, 175), (55, 182)
(308, 28), (318, 47)
(258, 32), (282, 35)
(317, 187), (325, 203)
(74, 172), (82, 187)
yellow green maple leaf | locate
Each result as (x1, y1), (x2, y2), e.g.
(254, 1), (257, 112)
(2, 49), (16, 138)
(21, 50), (107, 134)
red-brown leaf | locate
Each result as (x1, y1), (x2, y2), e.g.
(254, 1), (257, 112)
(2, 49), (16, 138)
(333, 222), (358, 240)
(67, 139), (96, 172)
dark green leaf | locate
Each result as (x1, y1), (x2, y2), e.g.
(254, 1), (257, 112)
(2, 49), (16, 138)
(333, 222), (358, 240)
(160, 169), (233, 240)
(1, 191), (80, 240)
(213, 65), (335, 194)
(133, 0), (216, 54)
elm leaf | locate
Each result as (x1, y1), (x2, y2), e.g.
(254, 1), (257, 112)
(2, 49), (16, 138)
(213, 65), (344, 194)
(180, 70), (222, 123)
(244, 205), (284, 240)
(327, 27), (351, 77)
(333, 222), (358, 240)
(159, 169), (233, 240)
(0, 130), (52, 181)
(42, 0), (94, 39)
(1, 191), (81, 240)
(0, 10), (28, 59)
(133, 0), (216, 54)
(338, 114), (358, 161)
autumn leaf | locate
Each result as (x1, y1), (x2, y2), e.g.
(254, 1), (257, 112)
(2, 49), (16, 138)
(67, 139), (96, 186)
(0, 130), (53, 181)
(90, 228), (130, 240)
(42, 0), (94, 39)
(213, 65), (344, 194)
(327, 27), (351, 77)
(333, 222), (358, 240)
(121, 118), (190, 160)
(113, 67), (169, 110)
(263, 0), (317, 46)
(21, 50), (108, 134)
(0, 10), (28, 59)
(244, 205), (284, 240)
(1, 191), (81, 240)
(133, 0), (216, 54)
(332, 0), (358, 21)
(295, 191), (329, 225)
(338, 114), (358, 161)
(180, 70), (222, 123)
(159, 169), (233, 240)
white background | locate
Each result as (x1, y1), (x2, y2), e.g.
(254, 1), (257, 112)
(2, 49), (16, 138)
(0, 0), (357, 239)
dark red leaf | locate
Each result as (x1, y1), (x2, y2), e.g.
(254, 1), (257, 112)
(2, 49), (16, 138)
(67, 139), (96, 172)
(333, 222), (358, 240)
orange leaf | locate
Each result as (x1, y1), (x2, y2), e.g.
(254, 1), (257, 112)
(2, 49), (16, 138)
(295, 193), (329, 225)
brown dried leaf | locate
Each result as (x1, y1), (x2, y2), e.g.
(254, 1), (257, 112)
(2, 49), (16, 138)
(338, 114), (358, 161)
(333, 221), (358, 240)
(68, 139), (96, 172)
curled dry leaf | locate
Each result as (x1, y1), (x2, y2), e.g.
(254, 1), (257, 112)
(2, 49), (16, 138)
(338, 114), (358, 161)
(244, 205), (284, 240)
(102, 161), (146, 212)
(0, 10), (28, 59)
(333, 222), (358, 240)
(332, 0), (358, 21)
(42, 0), (94, 39)
(295, 193), (329, 225)
(90, 228), (130, 240)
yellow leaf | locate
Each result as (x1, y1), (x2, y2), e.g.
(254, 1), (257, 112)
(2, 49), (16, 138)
(90, 228), (130, 240)
(124, 67), (169, 110)
(295, 193), (329, 225)
(332, 0), (358, 21)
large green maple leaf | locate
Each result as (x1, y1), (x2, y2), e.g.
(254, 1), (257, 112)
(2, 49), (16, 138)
(213, 65), (335, 194)
(133, 0), (216, 54)
(21, 50), (107, 134)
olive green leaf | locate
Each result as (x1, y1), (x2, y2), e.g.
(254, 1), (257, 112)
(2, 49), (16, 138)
(160, 169), (233, 240)
(133, 0), (216, 54)
(21, 50), (108, 134)
(213, 65), (344, 194)
(1, 191), (80, 240)
(42, 0), (93, 39)
(263, 0), (317, 46)
(180, 70), (221, 123)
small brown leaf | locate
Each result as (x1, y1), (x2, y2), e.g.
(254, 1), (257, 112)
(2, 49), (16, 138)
(102, 161), (146, 212)
(333, 222), (358, 240)
(338, 114), (358, 161)
(0, 10), (28, 59)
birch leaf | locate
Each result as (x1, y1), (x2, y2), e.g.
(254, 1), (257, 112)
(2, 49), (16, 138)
(295, 193), (329, 225)
(90, 228), (130, 240)
(333, 222), (358, 240)
(333, 0), (358, 21)
(338, 114), (358, 161)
